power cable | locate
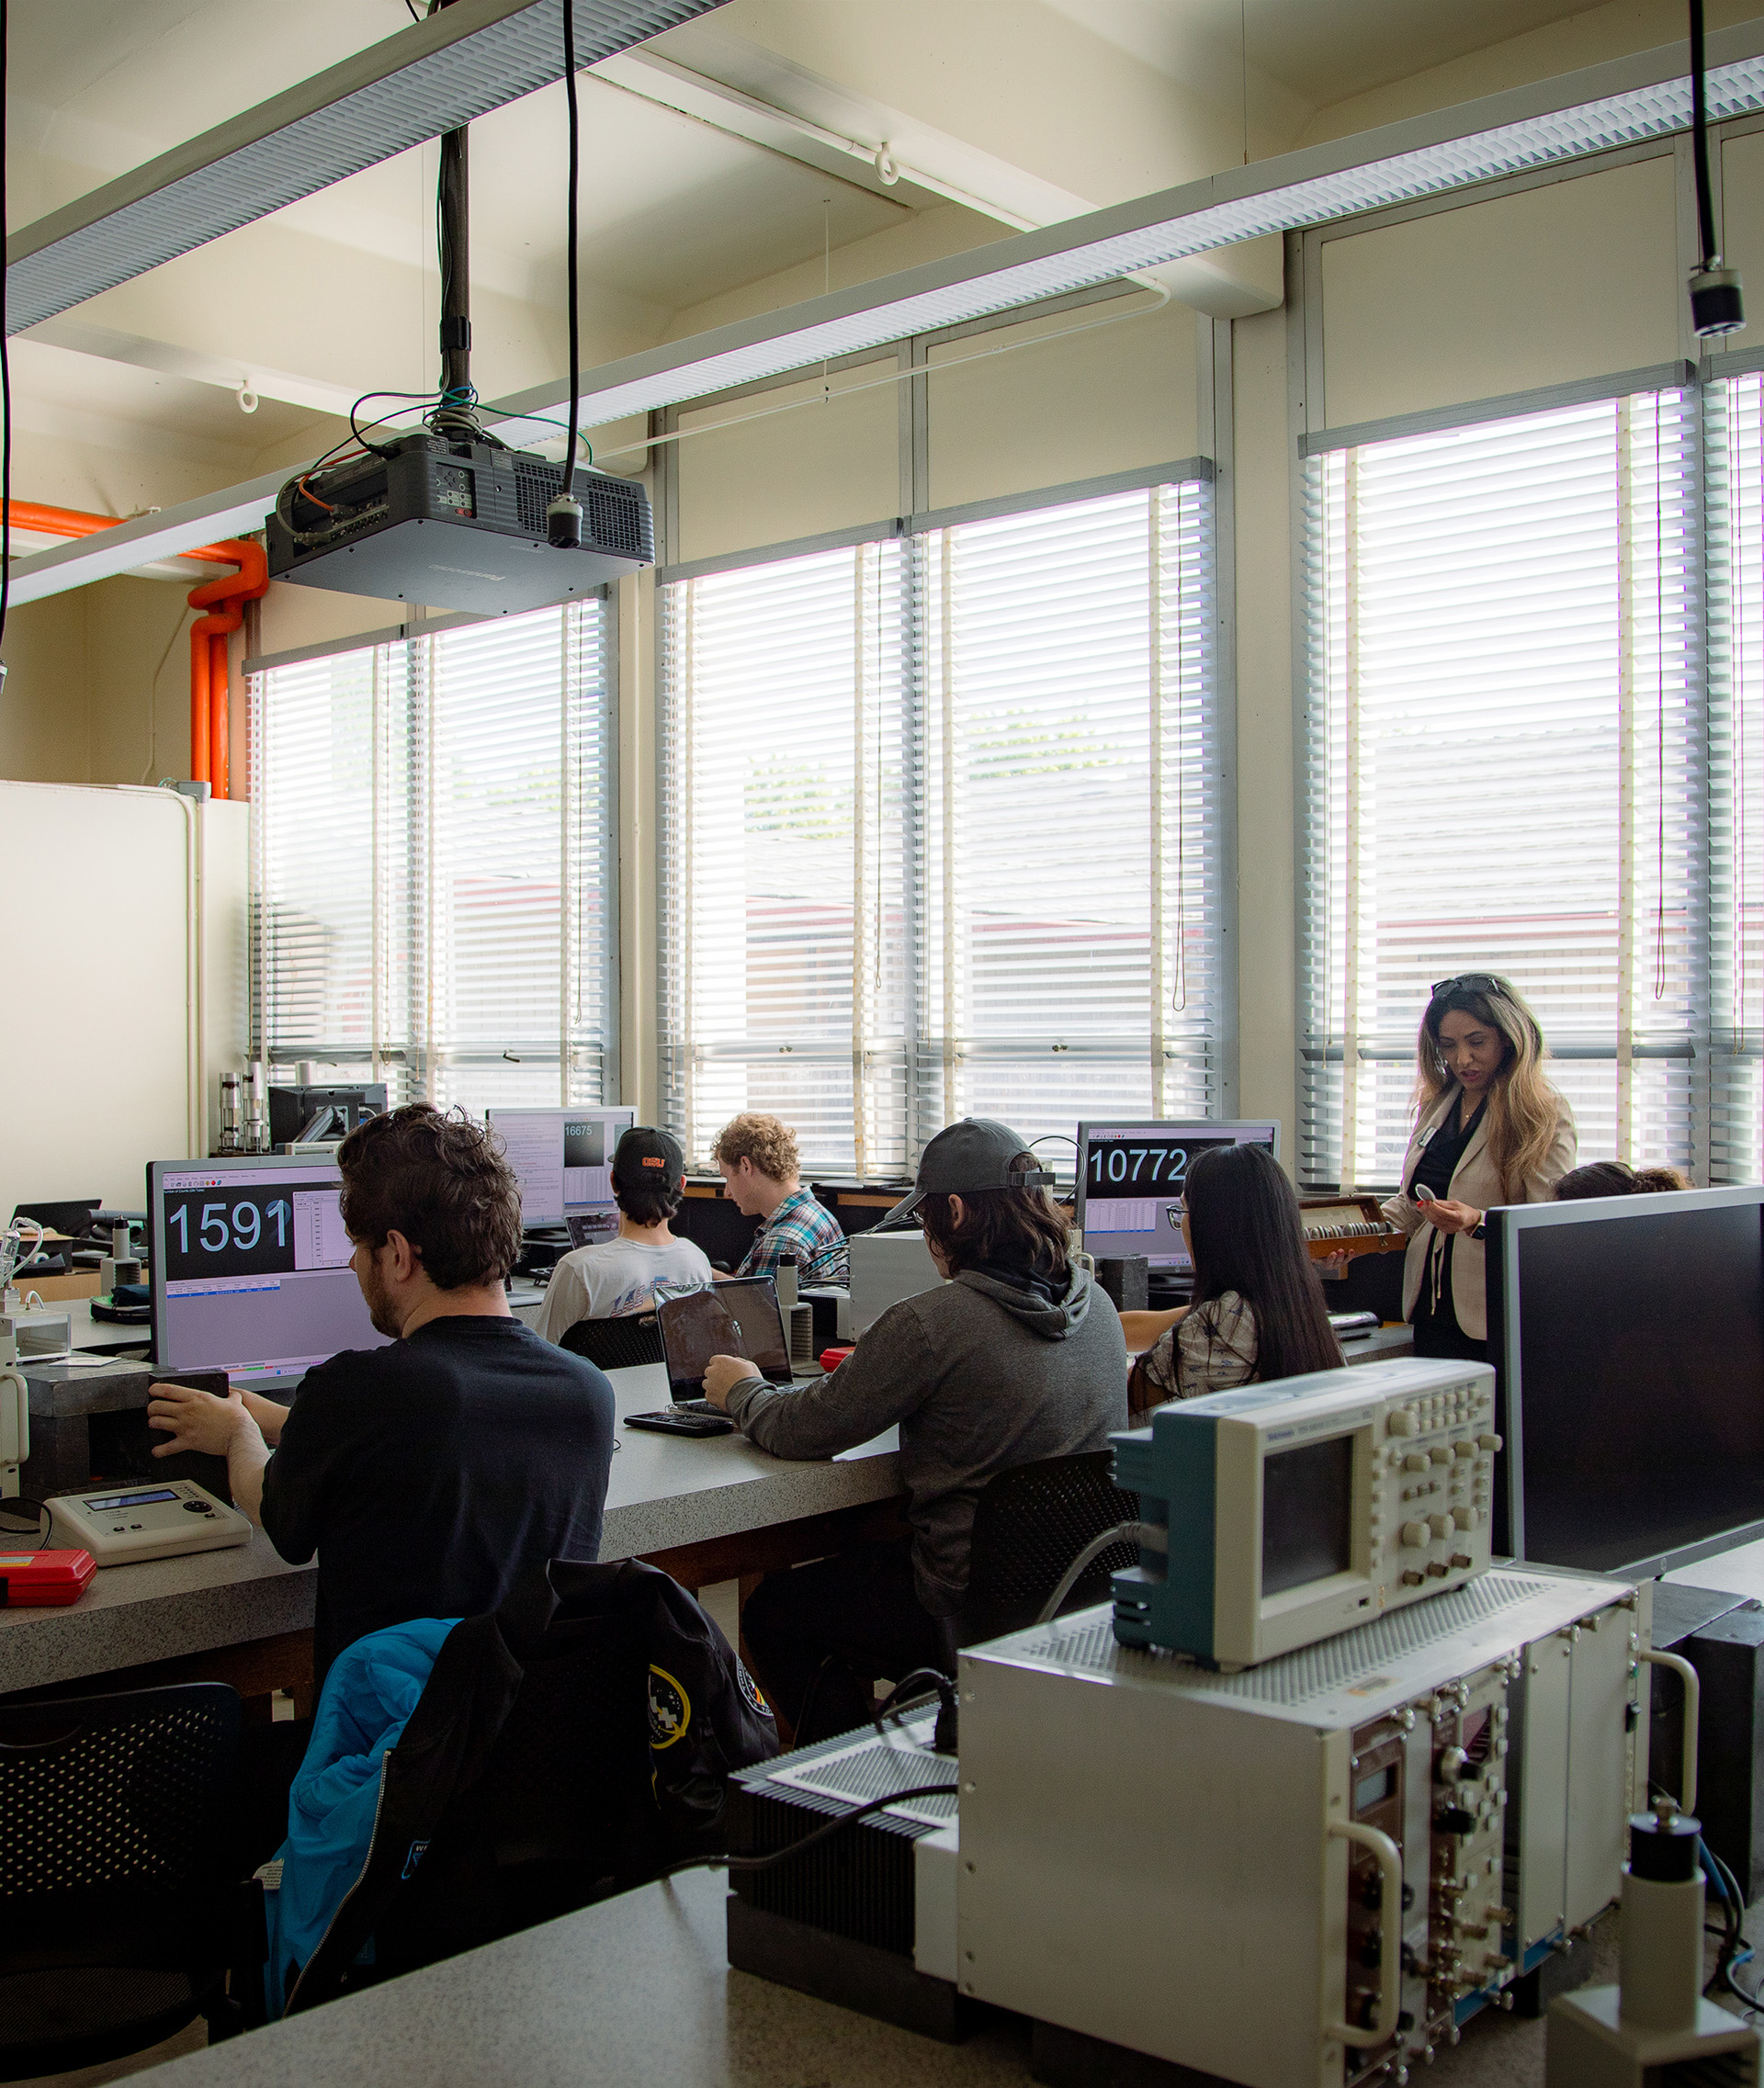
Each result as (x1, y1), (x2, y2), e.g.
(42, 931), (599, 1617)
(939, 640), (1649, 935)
(546, 0), (585, 547)
(1688, 0), (1745, 335)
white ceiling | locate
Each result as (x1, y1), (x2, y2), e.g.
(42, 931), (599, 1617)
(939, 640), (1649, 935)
(2, 0), (1739, 520)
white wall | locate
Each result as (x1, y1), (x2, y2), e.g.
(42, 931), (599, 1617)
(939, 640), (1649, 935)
(0, 786), (248, 1218)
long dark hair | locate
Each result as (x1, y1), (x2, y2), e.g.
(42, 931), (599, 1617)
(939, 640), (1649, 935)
(919, 1151), (1072, 1280)
(1184, 1144), (1342, 1382)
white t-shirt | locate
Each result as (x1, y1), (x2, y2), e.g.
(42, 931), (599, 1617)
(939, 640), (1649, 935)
(537, 1236), (714, 1345)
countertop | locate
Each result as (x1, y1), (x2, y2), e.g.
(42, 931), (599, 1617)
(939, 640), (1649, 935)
(120, 1855), (1621, 2088)
(0, 1361), (900, 1692)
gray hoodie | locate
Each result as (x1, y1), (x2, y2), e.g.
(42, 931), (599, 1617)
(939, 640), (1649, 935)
(724, 1262), (1129, 1617)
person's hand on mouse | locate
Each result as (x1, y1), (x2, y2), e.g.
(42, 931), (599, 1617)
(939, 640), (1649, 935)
(703, 1353), (765, 1409)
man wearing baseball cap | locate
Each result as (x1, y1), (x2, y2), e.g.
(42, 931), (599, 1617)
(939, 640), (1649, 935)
(703, 1117), (1128, 1740)
(537, 1125), (714, 1343)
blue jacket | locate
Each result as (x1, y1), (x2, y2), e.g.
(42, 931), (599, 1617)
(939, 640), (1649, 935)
(266, 1618), (458, 2018)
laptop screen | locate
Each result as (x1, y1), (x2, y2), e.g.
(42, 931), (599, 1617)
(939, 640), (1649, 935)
(656, 1279), (791, 1400)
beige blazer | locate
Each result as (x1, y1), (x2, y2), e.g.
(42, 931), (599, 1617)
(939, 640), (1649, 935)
(1380, 1084), (1577, 1340)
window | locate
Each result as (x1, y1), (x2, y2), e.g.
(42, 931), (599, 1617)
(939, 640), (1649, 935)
(1300, 387), (1707, 1191)
(659, 476), (1218, 1171)
(250, 600), (616, 1113)
(1708, 369), (1764, 1183)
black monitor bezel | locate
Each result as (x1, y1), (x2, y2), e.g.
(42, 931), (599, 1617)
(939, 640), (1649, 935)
(1488, 1182), (1764, 1579)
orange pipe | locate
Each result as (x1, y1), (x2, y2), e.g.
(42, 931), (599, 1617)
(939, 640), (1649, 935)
(0, 501), (269, 799)
(187, 541), (268, 801)
(4, 501), (237, 562)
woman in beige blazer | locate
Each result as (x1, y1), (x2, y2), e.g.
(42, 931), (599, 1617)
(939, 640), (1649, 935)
(1382, 974), (1577, 1358)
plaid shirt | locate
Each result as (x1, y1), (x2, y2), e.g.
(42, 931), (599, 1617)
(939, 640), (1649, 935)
(736, 1188), (849, 1288)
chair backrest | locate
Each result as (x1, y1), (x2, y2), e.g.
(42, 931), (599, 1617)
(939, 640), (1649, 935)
(0, 1684), (241, 1961)
(960, 1450), (1141, 1647)
(559, 1313), (663, 1371)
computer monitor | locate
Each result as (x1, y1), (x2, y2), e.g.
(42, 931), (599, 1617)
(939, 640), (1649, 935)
(148, 1156), (390, 1392)
(1075, 1119), (1283, 1271)
(486, 1106), (637, 1239)
(1488, 1184), (1764, 1577)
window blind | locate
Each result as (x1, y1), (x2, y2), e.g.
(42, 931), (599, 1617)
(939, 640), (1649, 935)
(1708, 369), (1764, 1183)
(1300, 389), (1703, 1192)
(657, 539), (910, 1175)
(658, 476), (1219, 1174)
(913, 482), (1219, 1152)
(250, 599), (616, 1115)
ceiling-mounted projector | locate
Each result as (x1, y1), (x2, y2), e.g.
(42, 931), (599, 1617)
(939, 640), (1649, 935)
(267, 2), (651, 619)
(266, 433), (652, 615)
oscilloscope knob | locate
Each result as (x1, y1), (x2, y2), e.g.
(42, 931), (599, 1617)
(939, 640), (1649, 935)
(1387, 1410), (1417, 1437)
(1429, 1513), (1454, 1539)
(1404, 1452), (1430, 1473)
(1478, 1433), (1503, 1452)
(1400, 1521), (1430, 1550)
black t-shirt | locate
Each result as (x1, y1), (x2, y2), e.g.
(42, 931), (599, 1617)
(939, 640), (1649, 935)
(1408, 1094), (1487, 1202)
(260, 1315), (616, 1683)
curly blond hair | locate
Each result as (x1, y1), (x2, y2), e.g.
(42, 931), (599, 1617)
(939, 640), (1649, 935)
(713, 1112), (800, 1186)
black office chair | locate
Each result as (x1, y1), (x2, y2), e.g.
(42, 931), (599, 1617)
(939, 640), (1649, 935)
(958, 1450), (1142, 1647)
(559, 1313), (663, 1371)
(0, 1683), (257, 2080)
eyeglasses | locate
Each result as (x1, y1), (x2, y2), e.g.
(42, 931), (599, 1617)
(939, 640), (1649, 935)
(1430, 973), (1505, 999)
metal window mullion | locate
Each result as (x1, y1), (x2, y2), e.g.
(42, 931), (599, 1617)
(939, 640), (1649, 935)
(679, 580), (698, 1157)
(852, 544), (872, 1178)
(1617, 395), (1636, 1162)
(939, 528), (960, 1127)
(1340, 448), (1363, 1194)
(560, 603), (575, 1109)
(1148, 486), (1168, 1118)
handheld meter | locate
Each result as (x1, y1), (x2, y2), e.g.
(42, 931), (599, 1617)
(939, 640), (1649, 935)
(47, 1480), (253, 1564)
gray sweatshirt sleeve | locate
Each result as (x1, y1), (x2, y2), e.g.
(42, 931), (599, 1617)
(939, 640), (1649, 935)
(724, 1302), (937, 1459)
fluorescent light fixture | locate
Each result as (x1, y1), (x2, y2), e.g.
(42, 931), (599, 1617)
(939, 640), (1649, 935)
(10, 21), (1764, 604)
(5, 0), (732, 334)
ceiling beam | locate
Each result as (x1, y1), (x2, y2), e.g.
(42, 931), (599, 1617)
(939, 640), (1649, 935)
(9, 19), (1764, 605)
(20, 316), (361, 421)
(5, 0), (733, 336)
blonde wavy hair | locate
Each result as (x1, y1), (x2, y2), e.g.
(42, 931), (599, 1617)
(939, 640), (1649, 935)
(713, 1112), (799, 1185)
(1414, 974), (1560, 1199)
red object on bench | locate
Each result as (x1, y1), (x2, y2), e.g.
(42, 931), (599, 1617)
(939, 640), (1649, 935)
(818, 1345), (855, 1373)
(0, 1549), (96, 1606)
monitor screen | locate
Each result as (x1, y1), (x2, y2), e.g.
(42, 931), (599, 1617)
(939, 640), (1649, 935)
(487, 1107), (636, 1234)
(1494, 1190), (1764, 1575)
(150, 1158), (391, 1387)
(1261, 1434), (1354, 1596)
(1076, 1120), (1282, 1270)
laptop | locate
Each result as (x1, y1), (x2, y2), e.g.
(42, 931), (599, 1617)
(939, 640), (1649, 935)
(657, 1277), (793, 1402)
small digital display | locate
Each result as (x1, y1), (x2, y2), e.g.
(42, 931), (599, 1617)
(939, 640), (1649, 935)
(1077, 1120), (1280, 1270)
(1261, 1435), (1354, 1597)
(82, 1488), (179, 1512)
(1353, 1765), (1396, 1811)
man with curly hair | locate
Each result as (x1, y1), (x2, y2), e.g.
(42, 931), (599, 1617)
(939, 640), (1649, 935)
(145, 1104), (617, 1685)
(713, 1111), (848, 1289)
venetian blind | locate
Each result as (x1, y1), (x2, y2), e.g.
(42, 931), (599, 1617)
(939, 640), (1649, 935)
(657, 474), (1219, 1174)
(1707, 369), (1764, 1183)
(250, 599), (616, 1115)
(657, 539), (910, 1174)
(1299, 389), (1702, 1192)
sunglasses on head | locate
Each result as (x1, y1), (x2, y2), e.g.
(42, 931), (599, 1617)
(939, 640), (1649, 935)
(1430, 973), (1505, 999)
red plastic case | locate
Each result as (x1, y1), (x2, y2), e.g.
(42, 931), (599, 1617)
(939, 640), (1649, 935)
(0, 1550), (97, 1606)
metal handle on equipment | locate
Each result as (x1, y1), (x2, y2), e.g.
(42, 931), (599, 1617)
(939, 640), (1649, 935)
(1639, 1649), (1700, 1815)
(1325, 1819), (1403, 2048)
